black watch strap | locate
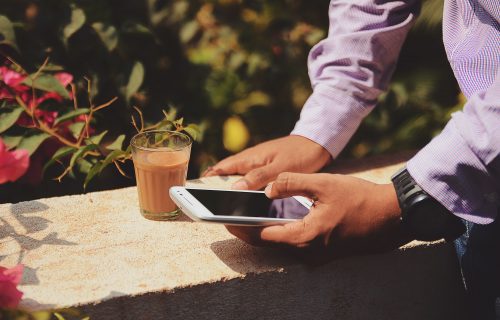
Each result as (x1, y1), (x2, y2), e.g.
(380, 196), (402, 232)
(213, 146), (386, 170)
(391, 167), (465, 241)
(391, 167), (426, 214)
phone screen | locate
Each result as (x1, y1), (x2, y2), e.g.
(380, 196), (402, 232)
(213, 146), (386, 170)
(187, 189), (310, 219)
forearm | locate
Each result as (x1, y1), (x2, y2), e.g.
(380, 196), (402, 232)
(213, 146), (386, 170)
(407, 71), (500, 223)
(293, 0), (420, 158)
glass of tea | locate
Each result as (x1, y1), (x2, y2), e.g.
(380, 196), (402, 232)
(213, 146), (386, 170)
(130, 130), (192, 221)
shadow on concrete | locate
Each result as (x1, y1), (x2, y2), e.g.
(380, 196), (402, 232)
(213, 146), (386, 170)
(210, 238), (296, 274)
(20, 298), (56, 311)
(9, 201), (51, 234)
(0, 215), (77, 283)
(22, 265), (40, 285)
(81, 243), (468, 320)
(0, 201), (78, 284)
(9, 201), (50, 214)
(0, 217), (77, 252)
(102, 291), (127, 301)
(170, 212), (195, 223)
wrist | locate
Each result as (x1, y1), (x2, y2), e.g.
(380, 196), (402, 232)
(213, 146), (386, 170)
(289, 134), (332, 166)
(378, 183), (402, 222)
(376, 183), (414, 247)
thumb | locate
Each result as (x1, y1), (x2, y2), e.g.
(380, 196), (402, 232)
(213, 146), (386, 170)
(232, 164), (280, 190)
(265, 172), (321, 199)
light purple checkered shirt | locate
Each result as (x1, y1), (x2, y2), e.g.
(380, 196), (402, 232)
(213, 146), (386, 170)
(291, 0), (499, 224)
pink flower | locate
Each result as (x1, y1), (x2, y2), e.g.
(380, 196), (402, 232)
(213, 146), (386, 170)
(17, 109), (59, 128)
(0, 138), (30, 184)
(0, 66), (71, 110)
(0, 264), (24, 309)
(0, 66), (27, 87)
(54, 72), (73, 87)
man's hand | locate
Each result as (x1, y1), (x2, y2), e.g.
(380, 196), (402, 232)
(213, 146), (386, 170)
(203, 135), (331, 190)
(226, 172), (411, 263)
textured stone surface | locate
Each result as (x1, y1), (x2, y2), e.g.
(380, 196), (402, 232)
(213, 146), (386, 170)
(0, 153), (467, 319)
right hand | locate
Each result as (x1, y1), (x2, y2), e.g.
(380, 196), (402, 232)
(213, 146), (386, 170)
(203, 135), (332, 190)
(225, 172), (407, 263)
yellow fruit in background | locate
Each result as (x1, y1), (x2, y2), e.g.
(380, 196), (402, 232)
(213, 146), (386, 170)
(223, 116), (250, 152)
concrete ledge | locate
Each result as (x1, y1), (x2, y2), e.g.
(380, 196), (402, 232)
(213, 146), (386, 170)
(84, 244), (466, 320)
(0, 153), (467, 319)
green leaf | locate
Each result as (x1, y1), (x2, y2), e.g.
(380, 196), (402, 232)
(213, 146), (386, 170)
(92, 22), (118, 51)
(173, 117), (184, 126)
(100, 149), (125, 173)
(183, 124), (202, 142)
(156, 119), (174, 131)
(31, 311), (52, 320)
(0, 104), (23, 133)
(305, 29), (325, 46)
(54, 108), (90, 125)
(121, 22), (152, 35)
(70, 144), (98, 169)
(54, 146), (76, 159)
(76, 157), (93, 174)
(125, 61), (144, 101)
(231, 91), (271, 114)
(2, 134), (23, 149)
(43, 64), (65, 71)
(205, 70), (240, 109)
(17, 132), (50, 155)
(84, 161), (103, 189)
(228, 52), (246, 70)
(43, 146), (76, 174)
(0, 15), (19, 50)
(68, 122), (85, 139)
(53, 312), (65, 320)
(179, 20), (198, 44)
(163, 107), (178, 122)
(106, 134), (125, 151)
(63, 5), (86, 44)
(22, 74), (71, 99)
(86, 130), (108, 145)
(415, 0), (444, 30)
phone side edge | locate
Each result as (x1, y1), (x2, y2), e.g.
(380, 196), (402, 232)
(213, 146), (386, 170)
(169, 186), (204, 222)
(202, 216), (299, 226)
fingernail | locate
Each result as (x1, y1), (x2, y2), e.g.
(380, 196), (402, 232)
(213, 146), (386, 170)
(232, 179), (249, 190)
(264, 182), (273, 196)
(202, 166), (213, 177)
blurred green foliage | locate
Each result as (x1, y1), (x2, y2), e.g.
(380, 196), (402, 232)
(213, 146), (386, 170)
(0, 0), (460, 200)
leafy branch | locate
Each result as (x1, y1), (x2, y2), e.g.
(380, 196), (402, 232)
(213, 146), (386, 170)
(0, 57), (203, 189)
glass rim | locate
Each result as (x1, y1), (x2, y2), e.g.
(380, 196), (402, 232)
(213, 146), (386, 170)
(130, 130), (192, 152)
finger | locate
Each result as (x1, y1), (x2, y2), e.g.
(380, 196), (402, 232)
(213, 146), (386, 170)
(259, 216), (316, 247)
(201, 166), (215, 177)
(265, 172), (322, 199)
(204, 154), (257, 177)
(234, 163), (281, 190)
(225, 225), (267, 246)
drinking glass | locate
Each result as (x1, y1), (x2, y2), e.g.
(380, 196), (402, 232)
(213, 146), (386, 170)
(131, 130), (191, 221)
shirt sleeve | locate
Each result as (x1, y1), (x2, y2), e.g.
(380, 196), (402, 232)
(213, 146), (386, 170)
(407, 69), (500, 224)
(291, 0), (420, 158)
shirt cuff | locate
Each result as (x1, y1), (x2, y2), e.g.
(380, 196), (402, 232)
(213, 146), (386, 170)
(407, 120), (499, 225)
(291, 84), (373, 158)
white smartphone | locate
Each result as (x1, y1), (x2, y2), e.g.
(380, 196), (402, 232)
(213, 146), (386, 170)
(169, 186), (312, 226)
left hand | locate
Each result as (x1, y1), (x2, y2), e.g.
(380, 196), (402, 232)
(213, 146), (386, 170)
(226, 172), (411, 263)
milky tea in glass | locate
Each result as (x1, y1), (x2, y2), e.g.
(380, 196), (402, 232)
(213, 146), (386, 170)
(131, 131), (191, 221)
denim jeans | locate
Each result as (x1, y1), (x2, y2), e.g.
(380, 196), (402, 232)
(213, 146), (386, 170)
(454, 216), (500, 319)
